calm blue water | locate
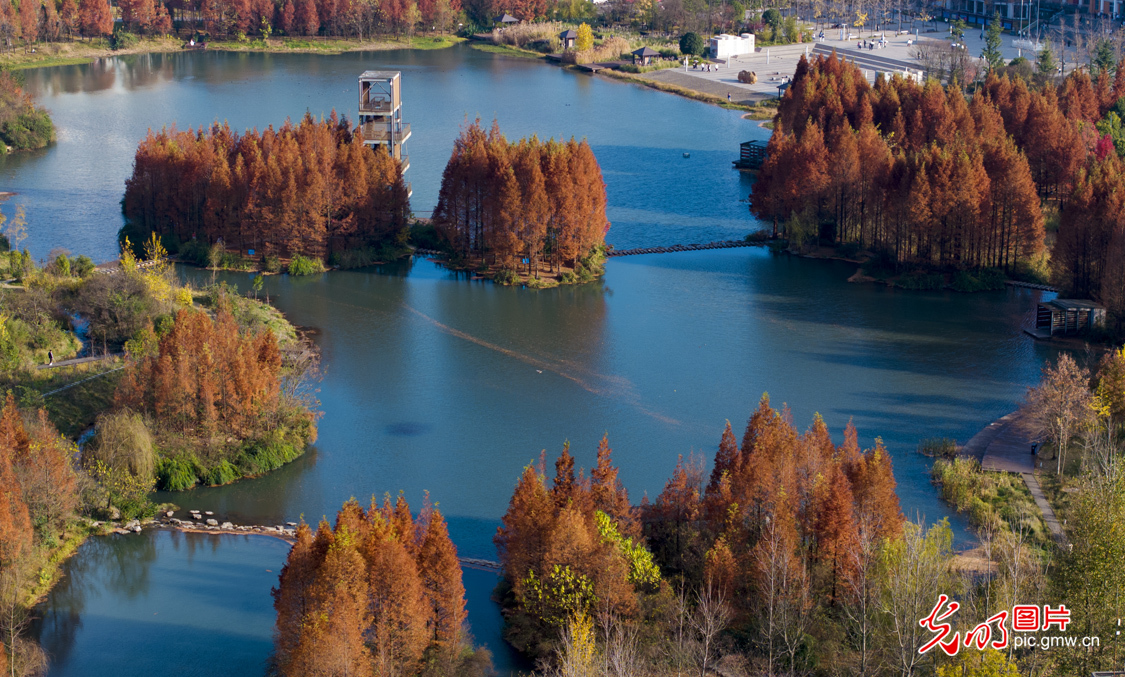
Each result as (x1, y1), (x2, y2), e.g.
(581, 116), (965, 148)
(4, 43), (763, 262)
(17, 45), (1061, 677)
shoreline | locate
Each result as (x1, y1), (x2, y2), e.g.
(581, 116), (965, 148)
(2, 34), (464, 71)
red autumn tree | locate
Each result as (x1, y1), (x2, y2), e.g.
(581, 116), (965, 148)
(433, 120), (609, 274)
(78, 0), (113, 36)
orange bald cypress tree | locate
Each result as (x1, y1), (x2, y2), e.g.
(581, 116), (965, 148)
(417, 509), (467, 649)
(275, 497), (479, 677)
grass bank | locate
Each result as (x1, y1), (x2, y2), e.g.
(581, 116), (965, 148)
(468, 42), (544, 59)
(1, 35), (463, 71)
(595, 68), (759, 112)
(930, 456), (1050, 546)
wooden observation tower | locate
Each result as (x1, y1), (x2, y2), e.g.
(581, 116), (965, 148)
(358, 70), (411, 195)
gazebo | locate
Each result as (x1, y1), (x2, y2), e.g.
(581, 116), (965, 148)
(632, 46), (659, 66)
(498, 13), (519, 25)
(560, 28), (577, 49)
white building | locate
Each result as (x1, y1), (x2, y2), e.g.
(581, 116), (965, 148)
(709, 33), (755, 59)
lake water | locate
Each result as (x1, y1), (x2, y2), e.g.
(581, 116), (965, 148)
(10, 44), (1060, 676)
(5, 42), (762, 262)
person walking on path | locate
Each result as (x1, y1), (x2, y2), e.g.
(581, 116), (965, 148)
(47, 350), (53, 365)
(727, 93), (731, 102)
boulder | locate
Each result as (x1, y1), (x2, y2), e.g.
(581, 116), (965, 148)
(193, 513), (202, 520)
(204, 511), (214, 516)
(221, 522), (234, 530)
(166, 511), (174, 518)
(206, 518), (218, 526)
(737, 70), (757, 84)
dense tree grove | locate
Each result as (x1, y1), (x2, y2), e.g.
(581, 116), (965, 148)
(0, 394), (79, 675)
(432, 120), (608, 276)
(755, 53), (1125, 331)
(273, 495), (491, 677)
(754, 53), (1046, 272)
(115, 296), (318, 489)
(495, 399), (916, 674)
(123, 113), (410, 262)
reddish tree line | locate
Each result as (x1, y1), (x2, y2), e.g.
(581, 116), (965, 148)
(757, 54), (1125, 329)
(0, 0), (461, 41)
(754, 53), (1046, 271)
(123, 113), (410, 260)
(433, 120), (609, 275)
(644, 395), (902, 600)
(493, 398), (903, 659)
(273, 494), (485, 677)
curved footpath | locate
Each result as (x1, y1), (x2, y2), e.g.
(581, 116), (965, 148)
(961, 411), (1065, 544)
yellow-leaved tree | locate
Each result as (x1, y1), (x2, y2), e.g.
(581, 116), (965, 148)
(575, 23), (593, 51)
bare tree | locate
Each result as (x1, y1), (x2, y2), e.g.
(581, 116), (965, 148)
(690, 580), (732, 677)
(841, 515), (882, 677)
(1025, 352), (1095, 475)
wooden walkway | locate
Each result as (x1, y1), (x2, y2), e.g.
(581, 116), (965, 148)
(962, 410), (1065, 543)
(607, 240), (757, 257)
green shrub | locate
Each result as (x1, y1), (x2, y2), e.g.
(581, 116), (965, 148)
(408, 222), (446, 251)
(178, 239), (211, 266)
(745, 229), (772, 243)
(262, 254), (282, 273)
(951, 268), (1007, 292)
(0, 109), (55, 151)
(203, 460), (240, 486)
(71, 255), (95, 278)
(287, 255), (325, 276)
(110, 30), (138, 50)
(559, 271), (578, 284)
(917, 437), (959, 458)
(493, 269), (519, 285)
(897, 272), (946, 290)
(328, 244), (402, 269)
(767, 239), (788, 254)
(830, 243), (861, 260)
(156, 456), (199, 491)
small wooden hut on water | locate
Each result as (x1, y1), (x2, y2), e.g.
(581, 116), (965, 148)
(733, 139), (768, 171)
(1027, 299), (1106, 338)
(560, 29), (577, 49)
(498, 13), (519, 25)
